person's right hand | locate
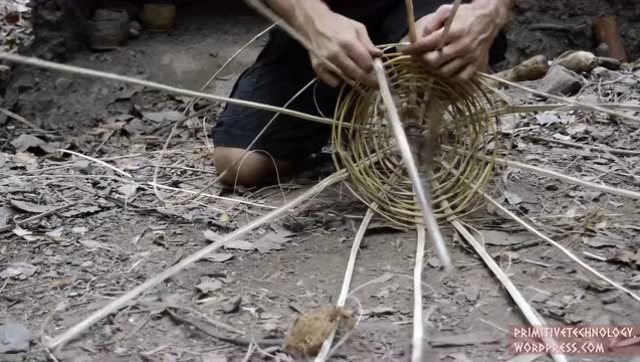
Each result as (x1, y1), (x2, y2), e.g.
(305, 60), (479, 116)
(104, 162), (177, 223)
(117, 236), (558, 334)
(302, 7), (383, 87)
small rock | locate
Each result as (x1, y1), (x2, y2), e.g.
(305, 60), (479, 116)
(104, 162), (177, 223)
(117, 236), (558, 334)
(592, 67), (620, 82)
(80, 261), (93, 269)
(539, 65), (583, 96)
(130, 20), (142, 32)
(594, 56), (621, 70)
(54, 77), (73, 92)
(0, 322), (33, 353)
(129, 28), (141, 39)
(594, 43), (610, 57)
(427, 256), (440, 268)
(464, 285), (479, 302)
(222, 296), (242, 314)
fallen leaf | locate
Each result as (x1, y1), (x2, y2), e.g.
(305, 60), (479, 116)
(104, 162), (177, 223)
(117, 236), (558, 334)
(195, 278), (223, 294)
(566, 123), (587, 136)
(535, 112), (567, 126)
(142, 110), (184, 123)
(504, 191), (522, 205)
(552, 133), (572, 141)
(253, 238), (283, 254)
(363, 306), (396, 316)
(200, 352), (228, 362)
(14, 152), (38, 169)
(39, 142), (69, 154)
(609, 250), (640, 269)
(117, 184), (138, 199)
(71, 226), (89, 235)
(202, 230), (219, 243)
(464, 285), (480, 302)
(10, 199), (54, 213)
(79, 239), (115, 251)
(12, 225), (39, 241)
(204, 254), (234, 262)
(10, 133), (44, 152)
(0, 206), (16, 226)
(46, 227), (64, 239)
(124, 118), (145, 135)
(0, 262), (37, 279)
(0, 322), (33, 353)
(480, 230), (530, 246)
(0, 153), (11, 167)
(60, 205), (101, 217)
(223, 239), (256, 251)
(584, 236), (617, 248)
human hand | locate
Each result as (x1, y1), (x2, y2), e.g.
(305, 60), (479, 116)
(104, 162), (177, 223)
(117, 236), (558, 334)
(403, 0), (510, 81)
(301, 6), (383, 87)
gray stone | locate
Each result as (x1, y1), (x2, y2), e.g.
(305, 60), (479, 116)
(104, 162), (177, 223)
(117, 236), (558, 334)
(0, 322), (33, 353)
(592, 67), (620, 82)
(130, 20), (142, 32)
(595, 42), (610, 57)
(538, 65), (583, 96)
(595, 56), (622, 70)
(55, 77), (73, 92)
(129, 27), (141, 39)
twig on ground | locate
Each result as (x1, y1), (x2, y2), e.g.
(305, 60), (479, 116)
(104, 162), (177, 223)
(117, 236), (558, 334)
(482, 193), (640, 303)
(0, 52), (335, 126)
(0, 203), (76, 233)
(0, 107), (49, 133)
(166, 309), (282, 348)
(440, 159), (640, 303)
(147, 182), (277, 210)
(448, 215), (567, 362)
(412, 223), (427, 362)
(47, 170), (347, 350)
(527, 136), (640, 156)
(480, 72), (640, 124)
(315, 207), (376, 361)
(56, 149), (133, 179)
(442, 145), (640, 200)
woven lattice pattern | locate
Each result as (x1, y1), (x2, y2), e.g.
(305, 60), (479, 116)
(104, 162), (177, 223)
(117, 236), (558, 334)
(331, 52), (500, 227)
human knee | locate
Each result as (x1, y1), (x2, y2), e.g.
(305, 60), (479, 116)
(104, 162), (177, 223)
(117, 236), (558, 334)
(213, 148), (290, 187)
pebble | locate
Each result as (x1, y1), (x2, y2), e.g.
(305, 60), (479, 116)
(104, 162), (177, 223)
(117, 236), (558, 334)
(222, 296), (242, 314)
(80, 261), (93, 268)
(0, 322), (33, 353)
(538, 65), (583, 96)
(54, 77), (72, 92)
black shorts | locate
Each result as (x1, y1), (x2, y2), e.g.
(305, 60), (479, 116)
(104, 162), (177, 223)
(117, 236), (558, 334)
(212, 1), (507, 164)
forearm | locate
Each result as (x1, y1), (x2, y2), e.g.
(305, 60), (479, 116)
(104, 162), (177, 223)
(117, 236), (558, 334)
(472, 0), (513, 26)
(265, 0), (331, 35)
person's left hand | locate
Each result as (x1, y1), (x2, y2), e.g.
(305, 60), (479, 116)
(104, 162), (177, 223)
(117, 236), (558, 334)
(402, 0), (509, 81)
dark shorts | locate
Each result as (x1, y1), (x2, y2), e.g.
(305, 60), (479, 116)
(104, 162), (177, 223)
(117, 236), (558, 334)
(212, 1), (507, 164)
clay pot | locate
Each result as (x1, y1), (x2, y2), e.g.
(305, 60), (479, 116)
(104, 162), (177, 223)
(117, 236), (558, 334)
(93, 8), (129, 22)
(140, 3), (176, 32)
(87, 9), (130, 50)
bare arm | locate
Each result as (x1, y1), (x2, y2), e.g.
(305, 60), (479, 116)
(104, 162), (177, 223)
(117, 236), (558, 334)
(265, 0), (382, 86)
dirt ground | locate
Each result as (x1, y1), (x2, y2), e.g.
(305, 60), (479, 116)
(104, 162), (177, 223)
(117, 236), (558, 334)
(1, 1), (640, 362)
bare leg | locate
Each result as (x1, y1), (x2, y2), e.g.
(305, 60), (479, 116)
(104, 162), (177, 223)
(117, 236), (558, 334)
(213, 147), (293, 187)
